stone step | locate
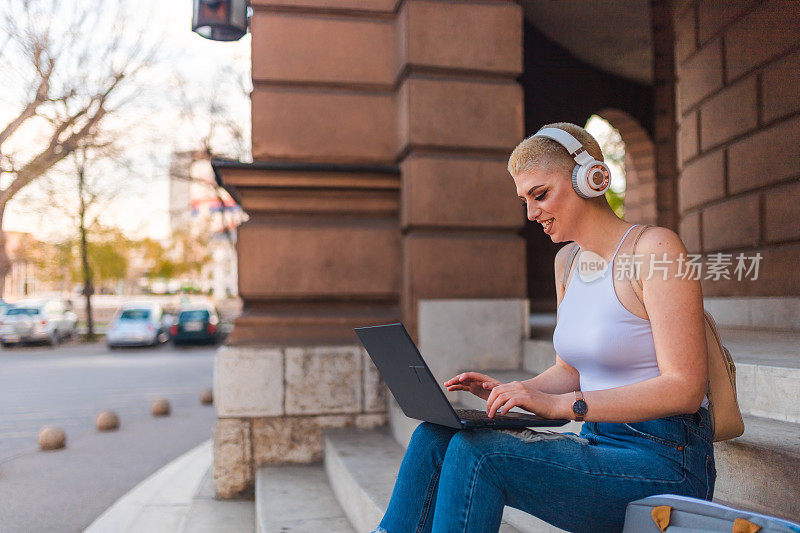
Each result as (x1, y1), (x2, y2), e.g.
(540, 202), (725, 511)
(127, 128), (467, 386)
(255, 464), (354, 533)
(714, 414), (800, 521)
(523, 339), (555, 375)
(720, 328), (800, 424)
(180, 467), (256, 533)
(324, 427), (565, 533)
(704, 297), (800, 332)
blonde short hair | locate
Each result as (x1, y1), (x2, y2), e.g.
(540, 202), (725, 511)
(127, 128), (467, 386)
(507, 122), (604, 177)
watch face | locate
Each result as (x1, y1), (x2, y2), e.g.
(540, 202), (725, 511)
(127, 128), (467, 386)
(573, 399), (588, 416)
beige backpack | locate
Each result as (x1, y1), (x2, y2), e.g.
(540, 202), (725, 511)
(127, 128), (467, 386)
(563, 225), (745, 442)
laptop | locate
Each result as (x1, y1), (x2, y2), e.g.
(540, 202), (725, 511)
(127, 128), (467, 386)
(354, 323), (570, 430)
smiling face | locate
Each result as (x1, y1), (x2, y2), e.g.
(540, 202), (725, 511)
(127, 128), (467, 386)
(514, 167), (582, 243)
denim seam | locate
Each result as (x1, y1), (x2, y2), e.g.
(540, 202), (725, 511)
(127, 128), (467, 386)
(468, 451), (687, 484)
(621, 423), (685, 449)
(416, 459), (443, 533)
(460, 453), (497, 533)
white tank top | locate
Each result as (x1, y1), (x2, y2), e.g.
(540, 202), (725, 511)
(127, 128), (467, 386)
(552, 224), (708, 409)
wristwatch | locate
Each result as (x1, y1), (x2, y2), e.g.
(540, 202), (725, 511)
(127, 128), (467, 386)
(572, 391), (588, 421)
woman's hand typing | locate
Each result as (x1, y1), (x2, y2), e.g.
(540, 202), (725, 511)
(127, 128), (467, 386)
(485, 380), (564, 419)
(444, 372), (502, 401)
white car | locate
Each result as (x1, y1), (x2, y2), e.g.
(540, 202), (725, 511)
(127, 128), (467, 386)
(106, 303), (169, 348)
(0, 299), (78, 347)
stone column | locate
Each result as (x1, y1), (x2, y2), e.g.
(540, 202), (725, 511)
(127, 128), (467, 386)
(211, 0), (399, 498)
(394, 0), (527, 338)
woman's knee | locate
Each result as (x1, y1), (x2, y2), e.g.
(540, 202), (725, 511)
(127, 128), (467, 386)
(410, 422), (457, 451)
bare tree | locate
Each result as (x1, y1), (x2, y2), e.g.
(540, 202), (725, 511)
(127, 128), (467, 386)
(0, 0), (156, 296)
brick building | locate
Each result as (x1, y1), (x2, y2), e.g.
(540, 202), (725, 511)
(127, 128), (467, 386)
(211, 0), (800, 517)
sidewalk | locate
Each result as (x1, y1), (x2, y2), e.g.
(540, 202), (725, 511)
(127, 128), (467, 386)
(85, 440), (254, 533)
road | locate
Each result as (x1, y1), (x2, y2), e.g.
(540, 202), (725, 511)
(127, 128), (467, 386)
(0, 341), (219, 532)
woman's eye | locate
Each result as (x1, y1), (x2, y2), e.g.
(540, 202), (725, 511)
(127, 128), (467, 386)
(534, 191), (547, 201)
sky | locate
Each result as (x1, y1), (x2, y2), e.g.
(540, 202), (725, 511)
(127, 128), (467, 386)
(1, 0), (251, 242)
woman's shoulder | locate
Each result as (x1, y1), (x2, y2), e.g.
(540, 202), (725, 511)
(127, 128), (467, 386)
(632, 225), (689, 257)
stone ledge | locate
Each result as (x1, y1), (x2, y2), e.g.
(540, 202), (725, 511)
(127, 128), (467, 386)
(713, 414), (800, 521)
(704, 297), (800, 332)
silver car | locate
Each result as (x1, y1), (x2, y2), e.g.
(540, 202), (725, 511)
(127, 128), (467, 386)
(0, 299), (78, 347)
(106, 303), (169, 348)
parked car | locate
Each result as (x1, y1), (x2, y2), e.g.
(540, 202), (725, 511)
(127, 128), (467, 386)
(0, 299), (78, 347)
(106, 303), (170, 348)
(170, 305), (221, 346)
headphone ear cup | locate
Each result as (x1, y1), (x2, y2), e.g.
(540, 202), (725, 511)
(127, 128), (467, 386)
(572, 162), (610, 199)
(571, 165), (590, 199)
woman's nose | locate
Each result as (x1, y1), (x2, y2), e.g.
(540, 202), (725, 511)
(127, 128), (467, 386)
(527, 203), (540, 222)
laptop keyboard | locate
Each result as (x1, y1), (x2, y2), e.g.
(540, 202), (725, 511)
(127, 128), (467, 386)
(455, 408), (533, 421)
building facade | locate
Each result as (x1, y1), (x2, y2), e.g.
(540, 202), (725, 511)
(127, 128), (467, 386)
(212, 0), (800, 500)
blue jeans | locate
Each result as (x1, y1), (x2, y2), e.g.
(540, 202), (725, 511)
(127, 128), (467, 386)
(374, 408), (715, 533)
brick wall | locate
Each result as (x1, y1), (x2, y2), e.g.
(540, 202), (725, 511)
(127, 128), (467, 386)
(674, 0), (800, 296)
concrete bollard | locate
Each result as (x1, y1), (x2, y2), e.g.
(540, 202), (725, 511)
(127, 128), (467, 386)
(151, 399), (171, 417)
(38, 426), (66, 450)
(200, 389), (213, 405)
(96, 411), (119, 431)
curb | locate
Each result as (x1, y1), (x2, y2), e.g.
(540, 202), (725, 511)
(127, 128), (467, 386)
(84, 440), (212, 533)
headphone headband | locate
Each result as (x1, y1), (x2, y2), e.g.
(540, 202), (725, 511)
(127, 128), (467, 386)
(533, 127), (594, 166)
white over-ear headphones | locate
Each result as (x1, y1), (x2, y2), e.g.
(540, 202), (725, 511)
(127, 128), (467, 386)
(532, 127), (611, 199)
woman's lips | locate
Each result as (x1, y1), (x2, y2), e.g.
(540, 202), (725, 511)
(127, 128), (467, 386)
(541, 218), (554, 234)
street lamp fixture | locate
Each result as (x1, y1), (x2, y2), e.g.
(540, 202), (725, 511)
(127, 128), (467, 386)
(192, 0), (249, 42)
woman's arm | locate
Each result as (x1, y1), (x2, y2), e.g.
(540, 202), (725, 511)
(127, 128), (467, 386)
(487, 227), (708, 422)
(521, 357), (580, 394)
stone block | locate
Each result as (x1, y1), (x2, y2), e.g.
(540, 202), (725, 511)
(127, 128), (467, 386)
(724, 0), (800, 82)
(237, 221), (400, 298)
(285, 346), (361, 415)
(522, 339), (556, 375)
(701, 194), (759, 251)
(762, 49), (800, 123)
(400, 155), (524, 230)
(251, 0), (396, 11)
(674, 7), (696, 64)
(697, 0), (754, 43)
(362, 348), (387, 413)
(251, 88), (395, 163)
(213, 419), (253, 499)
(400, 1), (522, 74)
(699, 244), (800, 298)
(418, 299), (528, 399)
(677, 38), (723, 113)
(215, 346), (284, 417)
(699, 76), (757, 150)
(678, 110), (698, 164)
(252, 415), (354, 464)
(764, 180), (800, 243)
(679, 210), (701, 253)
(678, 149), (724, 211)
(727, 115), (800, 194)
(403, 233), (526, 306)
(251, 12), (394, 86)
(397, 77), (523, 152)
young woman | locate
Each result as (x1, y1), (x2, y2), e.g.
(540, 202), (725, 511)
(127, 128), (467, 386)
(371, 122), (714, 533)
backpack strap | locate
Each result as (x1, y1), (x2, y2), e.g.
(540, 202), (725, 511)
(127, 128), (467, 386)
(629, 224), (653, 307)
(562, 242), (581, 291)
